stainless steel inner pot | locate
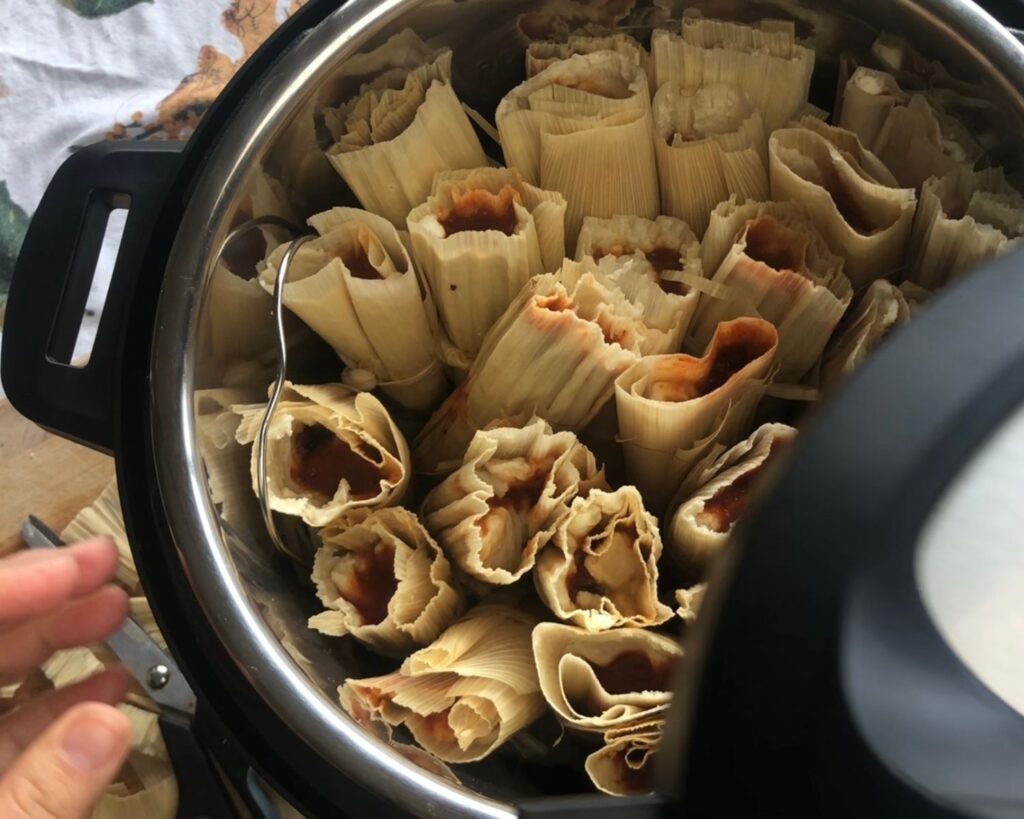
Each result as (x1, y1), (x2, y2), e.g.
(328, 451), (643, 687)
(149, 1), (1024, 815)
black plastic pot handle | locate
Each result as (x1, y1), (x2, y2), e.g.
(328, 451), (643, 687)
(2, 141), (184, 454)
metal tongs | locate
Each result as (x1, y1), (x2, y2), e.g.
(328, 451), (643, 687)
(21, 516), (279, 819)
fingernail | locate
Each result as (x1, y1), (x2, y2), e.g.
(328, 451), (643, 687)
(59, 706), (128, 772)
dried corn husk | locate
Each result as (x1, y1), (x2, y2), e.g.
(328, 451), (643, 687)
(650, 18), (814, 132)
(668, 423), (796, 573)
(585, 719), (663, 796)
(675, 583), (707, 623)
(769, 119), (918, 288)
(415, 259), (689, 471)
(496, 51), (659, 244)
(535, 486), (674, 631)
(821, 280), (913, 389)
(234, 384), (410, 528)
(526, 34), (651, 83)
(693, 202), (852, 382)
(652, 82), (768, 236)
(341, 604), (544, 763)
(309, 507), (464, 656)
(837, 67), (909, 153)
(615, 318), (778, 511)
(61, 479), (138, 593)
(407, 167), (567, 363)
(324, 50), (488, 227)
(516, 0), (638, 41)
(422, 418), (606, 585)
(259, 208), (447, 412)
(532, 622), (681, 732)
(907, 165), (1024, 289)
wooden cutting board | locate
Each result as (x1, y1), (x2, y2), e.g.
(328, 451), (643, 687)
(0, 399), (113, 556)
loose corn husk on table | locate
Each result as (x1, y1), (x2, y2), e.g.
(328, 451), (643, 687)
(340, 604), (545, 763)
(907, 165), (1024, 289)
(768, 118), (918, 289)
(692, 200), (852, 383)
(260, 207), (448, 412)
(496, 50), (660, 245)
(615, 317), (779, 511)
(668, 422), (796, 573)
(407, 167), (567, 367)
(585, 719), (664, 796)
(234, 383), (410, 527)
(651, 82), (768, 236)
(422, 418), (607, 585)
(324, 49), (487, 227)
(534, 486), (674, 631)
(309, 507), (465, 656)
(650, 16), (814, 132)
(415, 259), (688, 472)
(531, 622), (681, 732)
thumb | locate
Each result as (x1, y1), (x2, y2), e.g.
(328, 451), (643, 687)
(0, 702), (132, 819)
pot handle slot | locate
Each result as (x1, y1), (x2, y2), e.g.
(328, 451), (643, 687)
(1, 141), (184, 454)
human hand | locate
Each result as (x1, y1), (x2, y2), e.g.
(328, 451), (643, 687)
(0, 538), (134, 818)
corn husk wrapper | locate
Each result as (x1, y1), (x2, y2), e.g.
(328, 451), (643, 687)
(652, 82), (768, 236)
(309, 507), (464, 656)
(535, 486), (674, 631)
(515, 0), (638, 41)
(325, 51), (488, 227)
(769, 119), (918, 289)
(259, 208), (447, 412)
(615, 318), (779, 511)
(821, 280), (913, 389)
(668, 423), (796, 572)
(341, 605), (544, 763)
(407, 167), (567, 363)
(415, 259), (689, 472)
(675, 583), (707, 624)
(650, 18), (814, 132)
(234, 383), (410, 528)
(837, 67), (909, 154)
(585, 719), (663, 796)
(907, 165), (1024, 289)
(422, 418), (606, 585)
(526, 33), (651, 83)
(693, 201), (852, 382)
(496, 51), (659, 245)
(532, 622), (681, 732)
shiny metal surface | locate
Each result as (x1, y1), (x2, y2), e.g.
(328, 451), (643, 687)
(148, 0), (1024, 815)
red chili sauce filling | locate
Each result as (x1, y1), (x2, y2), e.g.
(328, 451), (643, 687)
(336, 540), (398, 626)
(592, 651), (675, 694)
(616, 749), (654, 793)
(743, 215), (808, 273)
(290, 424), (385, 502)
(438, 186), (520, 237)
(342, 244), (383, 280)
(696, 438), (790, 533)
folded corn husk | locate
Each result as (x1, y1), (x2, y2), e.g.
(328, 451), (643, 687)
(422, 418), (606, 585)
(259, 208), (447, 412)
(652, 82), (768, 236)
(516, 0), (638, 41)
(615, 317), (778, 511)
(585, 719), (664, 796)
(526, 33), (651, 82)
(415, 258), (690, 472)
(496, 50), (659, 244)
(234, 383), (410, 527)
(407, 167), (567, 365)
(668, 423), (796, 573)
(535, 486), (674, 631)
(532, 622), (681, 732)
(821, 279), (915, 389)
(692, 201), (852, 383)
(324, 50), (488, 227)
(309, 507), (464, 656)
(675, 583), (707, 624)
(340, 604), (545, 763)
(907, 165), (1024, 289)
(650, 17), (814, 132)
(769, 118), (918, 289)
(837, 67), (909, 152)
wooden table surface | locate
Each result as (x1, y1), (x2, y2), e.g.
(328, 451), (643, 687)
(0, 399), (113, 556)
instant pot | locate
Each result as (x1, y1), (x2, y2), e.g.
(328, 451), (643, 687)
(4, 0), (1024, 816)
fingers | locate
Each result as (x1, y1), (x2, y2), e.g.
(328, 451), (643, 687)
(0, 668), (130, 772)
(0, 702), (132, 819)
(0, 539), (119, 626)
(0, 587), (129, 684)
